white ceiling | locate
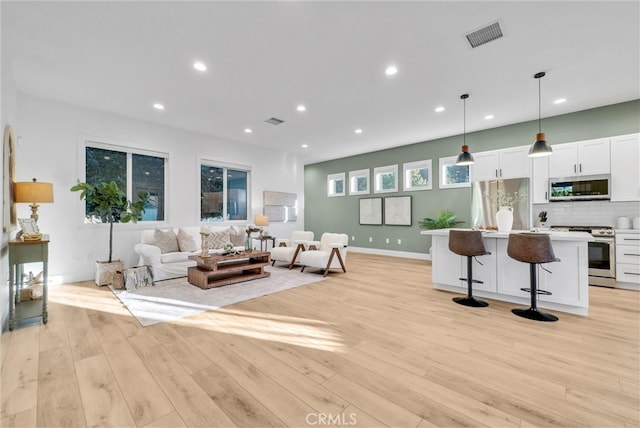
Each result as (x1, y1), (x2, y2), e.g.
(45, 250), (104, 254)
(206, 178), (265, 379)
(3, 1), (638, 165)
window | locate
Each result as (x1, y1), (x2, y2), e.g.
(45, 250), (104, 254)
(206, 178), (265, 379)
(201, 160), (250, 222)
(403, 159), (432, 191)
(84, 143), (167, 222)
(349, 169), (370, 195)
(439, 155), (471, 189)
(374, 164), (398, 193)
(327, 172), (346, 197)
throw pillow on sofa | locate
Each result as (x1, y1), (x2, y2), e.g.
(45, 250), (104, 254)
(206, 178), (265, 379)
(207, 229), (231, 249)
(177, 228), (197, 252)
(229, 225), (246, 246)
(154, 229), (180, 253)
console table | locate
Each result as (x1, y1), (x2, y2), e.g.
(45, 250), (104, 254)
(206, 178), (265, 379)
(188, 251), (270, 289)
(8, 236), (49, 330)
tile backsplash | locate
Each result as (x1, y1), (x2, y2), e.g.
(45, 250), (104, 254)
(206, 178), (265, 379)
(533, 200), (640, 227)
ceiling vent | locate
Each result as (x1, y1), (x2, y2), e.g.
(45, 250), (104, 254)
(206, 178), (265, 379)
(465, 21), (503, 48)
(265, 117), (284, 125)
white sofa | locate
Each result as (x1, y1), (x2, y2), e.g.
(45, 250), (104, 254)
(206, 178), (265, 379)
(134, 226), (246, 281)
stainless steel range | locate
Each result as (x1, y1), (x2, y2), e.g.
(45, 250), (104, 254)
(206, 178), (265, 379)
(550, 225), (616, 287)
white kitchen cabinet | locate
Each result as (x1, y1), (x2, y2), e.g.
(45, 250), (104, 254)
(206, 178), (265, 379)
(538, 240), (588, 306)
(610, 133), (640, 202)
(548, 138), (610, 178)
(472, 145), (531, 181)
(431, 235), (462, 288)
(532, 156), (550, 203)
(616, 231), (640, 288)
(496, 239), (531, 298)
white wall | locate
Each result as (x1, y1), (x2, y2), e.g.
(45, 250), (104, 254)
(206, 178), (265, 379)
(14, 94), (305, 284)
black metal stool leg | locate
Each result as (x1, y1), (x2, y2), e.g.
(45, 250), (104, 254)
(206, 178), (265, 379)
(453, 256), (489, 307)
(512, 263), (558, 322)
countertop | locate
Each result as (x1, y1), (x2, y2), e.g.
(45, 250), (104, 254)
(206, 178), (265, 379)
(420, 228), (594, 241)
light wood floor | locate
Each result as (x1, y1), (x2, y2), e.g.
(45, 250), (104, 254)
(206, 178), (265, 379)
(2, 252), (639, 428)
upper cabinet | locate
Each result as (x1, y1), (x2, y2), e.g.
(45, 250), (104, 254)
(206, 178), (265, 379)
(532, 155), (550, 203)
(472, 145), (532, 181)
(610, 133), (640, 202)
(548, 138), (610, 178)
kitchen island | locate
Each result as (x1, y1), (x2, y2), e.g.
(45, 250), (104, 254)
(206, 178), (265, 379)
(421, 229), (594, 316)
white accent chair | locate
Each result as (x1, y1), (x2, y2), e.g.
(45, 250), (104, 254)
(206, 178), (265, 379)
(270, 231), (315, 269)
(298, 233), (349, 276)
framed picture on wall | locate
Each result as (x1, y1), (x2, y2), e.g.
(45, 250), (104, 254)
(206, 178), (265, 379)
(384, 195), (411, 226)
(359, 197), (383, 225)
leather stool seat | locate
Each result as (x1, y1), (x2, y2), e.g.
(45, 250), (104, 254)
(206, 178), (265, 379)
(507, 233), (560, 322)
(448, 230), (490, 307)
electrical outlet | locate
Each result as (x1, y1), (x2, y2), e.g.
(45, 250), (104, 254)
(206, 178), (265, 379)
(369, 237), (373, 242)
(397, 239), (402, 245)
(351, 235), (355, 241)
(385, 238), (389, 244)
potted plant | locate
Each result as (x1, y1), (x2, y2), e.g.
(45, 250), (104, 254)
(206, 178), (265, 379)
(71, 181), (148, 286)
(419, 210), (465, 230)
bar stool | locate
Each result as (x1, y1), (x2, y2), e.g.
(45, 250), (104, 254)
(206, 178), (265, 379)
(507, 233), (560, 322)
(448, 230), (490, 307)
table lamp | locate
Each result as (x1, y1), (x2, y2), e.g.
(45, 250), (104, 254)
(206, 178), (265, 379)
(13, 178), (54, 222)
(254, 214), (269, 236)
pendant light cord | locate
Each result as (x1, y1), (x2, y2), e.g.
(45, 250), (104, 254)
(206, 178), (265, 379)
(463, 96), (466, 146)
(538, 75), (541, 134)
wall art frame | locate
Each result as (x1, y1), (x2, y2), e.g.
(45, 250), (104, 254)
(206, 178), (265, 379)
(359, 197), (383, 225)
(384, 195), (412, 226)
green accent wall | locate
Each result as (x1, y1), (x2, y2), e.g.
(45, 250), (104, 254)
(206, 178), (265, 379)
(304, 100), (640, 254)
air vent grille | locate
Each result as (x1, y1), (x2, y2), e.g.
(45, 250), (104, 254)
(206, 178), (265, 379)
(265, 117), (284, 125)
(466, 21), (503, 48)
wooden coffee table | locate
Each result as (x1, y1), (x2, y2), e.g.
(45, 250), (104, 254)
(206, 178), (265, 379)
(187, 251), (270, 289)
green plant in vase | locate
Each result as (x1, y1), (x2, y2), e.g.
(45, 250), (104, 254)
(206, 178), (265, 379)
(419, 210), (465, 230)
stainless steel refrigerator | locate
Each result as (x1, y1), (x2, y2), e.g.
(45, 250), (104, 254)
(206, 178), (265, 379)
(470, 177), (531, 230)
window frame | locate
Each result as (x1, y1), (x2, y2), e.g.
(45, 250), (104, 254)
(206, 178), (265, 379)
(199, 156), (252, 224)
(327, 172), (346, 197)
(373, 164), (398, 194)
(403, 159), (433, 191)
(78, 136), (169, 227)
(349, 169), (370, 196)
(439, 155), (471, 189)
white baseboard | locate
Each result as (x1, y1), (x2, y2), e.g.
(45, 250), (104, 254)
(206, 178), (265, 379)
(348, 246), (431, 261)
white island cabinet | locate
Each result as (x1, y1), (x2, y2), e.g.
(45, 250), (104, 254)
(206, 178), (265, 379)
(422, 229), (593, 315)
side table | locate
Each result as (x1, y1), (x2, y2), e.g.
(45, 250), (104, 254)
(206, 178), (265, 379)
(253, 235), (276, 251)
(8, 236), (49, 330)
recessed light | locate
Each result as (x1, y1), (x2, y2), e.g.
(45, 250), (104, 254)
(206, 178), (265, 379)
(193, 61), (207, 72)
(355, 129), (363, 134)
(301, 144), (308, 148)
(244, 128), (252, 134)
(296, 104), (306, 112)
(385, 65), (398, 76)
(435, 106), (445, 113)
(144, 171), (150, 175)
(153, 103), (165, 110)
(554, 98), (567, 104)
(484, 114), (494, 120)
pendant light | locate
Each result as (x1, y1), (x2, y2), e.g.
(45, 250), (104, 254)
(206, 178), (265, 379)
(528, 71), (553, 157)
(455, 94), (474, 165)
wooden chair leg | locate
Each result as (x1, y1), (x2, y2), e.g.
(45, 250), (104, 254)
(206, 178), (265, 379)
(288, 244), (305, 270)
(323, 247), (346, 276)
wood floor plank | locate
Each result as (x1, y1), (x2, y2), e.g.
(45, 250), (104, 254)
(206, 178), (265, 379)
(1, 326), (40, 416)
(37, 346), (86, 428)
(1, 406), (37, 428)
(75, 353), (137, 428)
(128, 333), (236, 427)
(143, 411), (187, 428)
(100, 336), (175, 427)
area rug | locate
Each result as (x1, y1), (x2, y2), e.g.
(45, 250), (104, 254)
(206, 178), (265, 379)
(111, 267), (326, 327)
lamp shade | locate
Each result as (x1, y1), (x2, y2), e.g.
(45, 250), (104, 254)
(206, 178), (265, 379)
(455, 145), (475, 165)
(14, 181), (54, 203)
(254, 214), (269, 227)
(528, 133), (553, 157)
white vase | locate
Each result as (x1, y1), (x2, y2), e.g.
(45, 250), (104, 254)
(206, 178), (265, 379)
(496, 206), (514, 232)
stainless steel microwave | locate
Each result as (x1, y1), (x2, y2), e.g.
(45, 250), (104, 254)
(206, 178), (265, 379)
(549, 175), (611, 201)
